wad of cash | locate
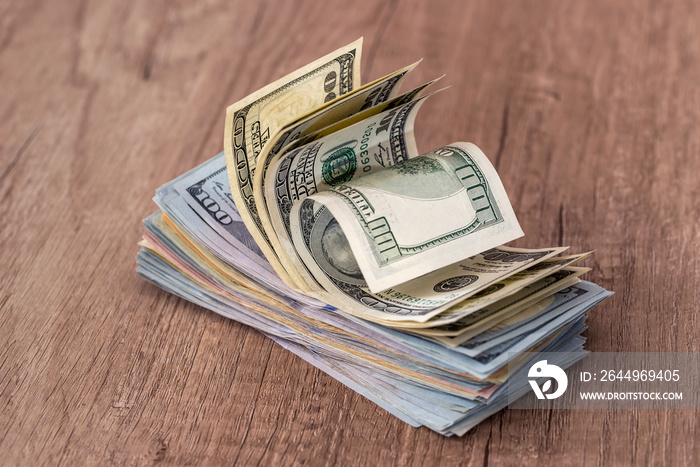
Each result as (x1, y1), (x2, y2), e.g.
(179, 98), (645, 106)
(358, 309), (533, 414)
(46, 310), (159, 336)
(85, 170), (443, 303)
(136, 38), (611, 436)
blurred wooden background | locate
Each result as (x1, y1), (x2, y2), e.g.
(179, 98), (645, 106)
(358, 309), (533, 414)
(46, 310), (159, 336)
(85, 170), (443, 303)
(1, 0), (698, 464)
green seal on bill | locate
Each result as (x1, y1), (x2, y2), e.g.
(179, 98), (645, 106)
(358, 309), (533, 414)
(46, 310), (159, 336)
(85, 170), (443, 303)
(322, 147), (357, 186)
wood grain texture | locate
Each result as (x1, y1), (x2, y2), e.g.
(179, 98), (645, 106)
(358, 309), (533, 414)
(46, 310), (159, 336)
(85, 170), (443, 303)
(1, 0), (699, 464)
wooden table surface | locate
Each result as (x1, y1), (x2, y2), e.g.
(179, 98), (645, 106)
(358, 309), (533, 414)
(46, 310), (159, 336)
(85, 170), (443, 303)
(2, 0), (699, 465)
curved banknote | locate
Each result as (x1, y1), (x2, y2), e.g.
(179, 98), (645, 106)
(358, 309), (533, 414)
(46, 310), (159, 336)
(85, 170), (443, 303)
(387, 253), (590, 329)
(433, 268), (588, 344)
(249, 63), (431, 285)
(290, 143), (523, 293)
(264, 95), (432, 292)
(289, 240), (567, 323)
(223, 39), (363, 289)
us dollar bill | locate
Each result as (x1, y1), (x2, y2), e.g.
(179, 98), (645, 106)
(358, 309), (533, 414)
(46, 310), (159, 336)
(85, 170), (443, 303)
(223, 39), (363, 288)
(290, 142), (523, 293)
(388, 253), (591, 329)
(173, 154), (264, 260)
(265, 96), (432, 292)
(248, 63), (429, 283)
(286, 195), (561, 323)
(253, 61), (421, 198)
(431, 268), (588, 344)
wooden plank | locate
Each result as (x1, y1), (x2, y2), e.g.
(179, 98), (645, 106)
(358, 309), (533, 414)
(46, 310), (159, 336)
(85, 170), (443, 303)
(0, 0), (698, 464)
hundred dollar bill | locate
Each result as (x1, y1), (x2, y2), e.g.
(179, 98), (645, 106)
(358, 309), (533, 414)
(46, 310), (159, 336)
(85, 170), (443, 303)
(253, 61), (422, 202)
(173, 155), (264, 261)
(149, 153), (329, 308)
(249, 63), (430, 282)
(387, 253), (591, 329)
(343, 246), (567, 323)
(290, 142), (523, 293)
(265, 96), (432, 292)
(265, 249), (563, 328)
(223, 38), (362, 288)
(266, 78), (443, 161)
(430, 268), (588, 344)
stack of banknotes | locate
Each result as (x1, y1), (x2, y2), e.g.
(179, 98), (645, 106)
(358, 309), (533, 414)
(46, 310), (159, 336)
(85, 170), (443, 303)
(136, 39), (612, 436)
